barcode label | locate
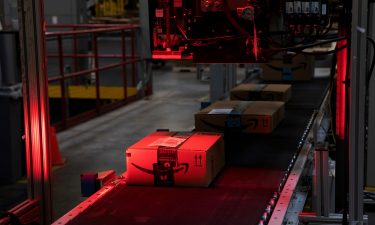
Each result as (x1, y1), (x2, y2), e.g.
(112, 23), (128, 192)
(208, 108), (233, 114)
(321, 4), (327, 15)
(174, 0), (182, 7)
(148, 137), (187, 147)
(294, 1), (302, 13)
(155, 9), (164, 18)
(286, 2), (294, 14)
(311, 2), (320, 14)
(302, 2), (310, 13)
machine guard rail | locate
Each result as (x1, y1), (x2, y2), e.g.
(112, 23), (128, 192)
(45, 24), (144, 130)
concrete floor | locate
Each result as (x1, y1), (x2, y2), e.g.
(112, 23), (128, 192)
(52, 65), (209, 220)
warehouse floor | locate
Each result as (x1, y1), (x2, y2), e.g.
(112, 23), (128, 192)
(52, 65), (213, 219)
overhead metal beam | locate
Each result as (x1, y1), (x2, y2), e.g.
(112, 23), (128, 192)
(17, 0), (52, 224)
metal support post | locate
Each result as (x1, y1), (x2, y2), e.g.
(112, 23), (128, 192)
(311, 108), (331, 218)
(17, 0), (52, 224)
(139, 1), (151, 59)
(349, 0), (368, 224)
(226, 64), (237, 89)
(138, 0), (153, 96)
(210, 64), (237, 102)
(196, 64), (204, 80)
(314, 145), (330, 217)
(210, 64), (226, 102)
(367, 1), (375, 189)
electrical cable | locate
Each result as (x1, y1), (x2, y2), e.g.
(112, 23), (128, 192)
(175, 12), (241, 43)
(364, 191), (375, 196)
(316, 33), (340, 40)
(268, 36), (347, 53)
(222, 0), (252, 38)
(190, 36), (242, 47)
(191, 35), (241, 42)
(364, 193), (375, 202)
(367, 36), (375, 86)
(328, 53), (338, 145)
(296, 44), (348, 55)
(319, 18), (333, 36)
(175, 20), (188, 40)
(265, 32), (337, 50)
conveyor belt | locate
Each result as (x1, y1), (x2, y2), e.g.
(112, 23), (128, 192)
(65, 78), (329, 225)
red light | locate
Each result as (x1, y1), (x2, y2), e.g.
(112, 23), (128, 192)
(253, 23), (258, 61)
(336, 39), (347, 140)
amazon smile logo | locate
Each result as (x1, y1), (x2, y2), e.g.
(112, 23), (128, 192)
(131, 163), (189, 175)
(266, 62), (307, 72)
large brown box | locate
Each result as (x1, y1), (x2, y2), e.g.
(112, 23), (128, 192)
(230, 84), (292, 102)
(126, 131), (225, 187)
(195, 101), (285, 134)
(261, 54), (314, 81)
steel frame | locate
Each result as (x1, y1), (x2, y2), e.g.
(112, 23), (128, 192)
(16, 0), (52, 224)
(270, 1), (370, 224)
(0, 200), (39, 224)
(367, 1), (375, 190)
(45, 24), (142, 130)
(1, 1), (153, 224)
(268, 92), (330, 225)
(51, 174), (127, 225)
(314, 144), (331, 217)
(138, 0), (153, 96)
(209, 64), (237, 102)
(349, 0), (368, 224)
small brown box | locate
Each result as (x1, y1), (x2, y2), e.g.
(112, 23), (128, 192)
(195, 101), (285, 134)
(126, 132), (225, 187)
(261, 54), (314, 81)
(230, 84), (292, 102)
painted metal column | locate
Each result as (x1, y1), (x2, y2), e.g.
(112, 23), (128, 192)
(314, 146), (330, 217)
(17, 0), (52, 224)
(210, 64), (237, 102)
(226, 64), (237, 91)
(349, 0), (368, 224)
(367, 1), (375, 189)
(139, 1), (151, 59)
(210, 64), (226, 102)
(138, 0), (153, 96)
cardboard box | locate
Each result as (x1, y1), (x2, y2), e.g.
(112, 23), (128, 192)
(195, 101), (285, 134)
(126, 132), (225, 187)
(230, 84), (292, 102)
(261, 54), (314, 81)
